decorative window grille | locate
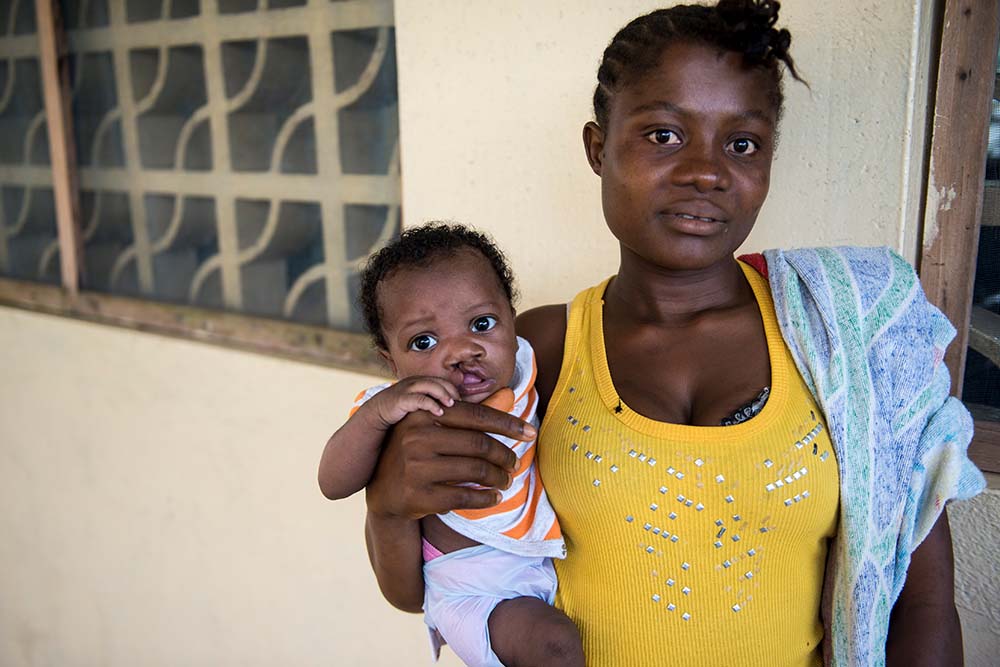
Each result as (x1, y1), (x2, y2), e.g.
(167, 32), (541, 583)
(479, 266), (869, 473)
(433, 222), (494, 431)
(0, 0), (400, 334)
(0, 0), (60, 285)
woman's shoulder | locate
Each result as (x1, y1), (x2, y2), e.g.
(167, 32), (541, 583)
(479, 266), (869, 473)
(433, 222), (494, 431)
(764, 245), (955, 375)
(517, 305), (567, 413)
(763, 246), (930, 318)
(764, 246), (914, 280)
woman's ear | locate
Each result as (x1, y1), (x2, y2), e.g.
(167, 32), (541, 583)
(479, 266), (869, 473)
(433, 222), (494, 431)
(583, 121), (606, 176)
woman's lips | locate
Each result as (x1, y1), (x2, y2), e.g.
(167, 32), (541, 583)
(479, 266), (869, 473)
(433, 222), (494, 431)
(667, 212), (726, 235)
(675, 212), (721, 223)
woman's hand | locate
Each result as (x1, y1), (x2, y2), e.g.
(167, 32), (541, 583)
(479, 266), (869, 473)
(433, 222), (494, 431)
(363, 401), (533, 612)
(366, 401), (531, 520)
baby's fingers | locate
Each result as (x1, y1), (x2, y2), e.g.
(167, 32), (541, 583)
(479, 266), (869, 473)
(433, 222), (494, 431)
(396, 393), (451, 417)
(403, 377), (460, 406)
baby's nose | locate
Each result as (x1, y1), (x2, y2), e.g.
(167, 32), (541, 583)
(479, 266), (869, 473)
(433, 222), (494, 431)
(443, 338), (485, 366)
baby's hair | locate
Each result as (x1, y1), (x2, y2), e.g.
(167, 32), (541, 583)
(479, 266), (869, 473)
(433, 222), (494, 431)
(359, 222), (518, 350)
(593, 0), (804, 128)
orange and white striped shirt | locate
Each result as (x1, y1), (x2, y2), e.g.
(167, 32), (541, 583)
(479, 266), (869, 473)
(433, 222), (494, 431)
(351, 337), (565, 559)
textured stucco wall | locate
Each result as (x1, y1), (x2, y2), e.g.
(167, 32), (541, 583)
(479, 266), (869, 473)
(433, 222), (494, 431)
(1, 1), (995, 665)
(394, 0), (935, 310)
(0, 307), (443, 666)
(951, 487), (1000, 664)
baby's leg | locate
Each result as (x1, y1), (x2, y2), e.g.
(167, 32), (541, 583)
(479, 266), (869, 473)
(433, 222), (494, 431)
(488, 597), (584, 667)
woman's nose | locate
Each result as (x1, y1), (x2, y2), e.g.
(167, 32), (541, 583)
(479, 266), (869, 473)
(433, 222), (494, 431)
(671, 143), (730, 192)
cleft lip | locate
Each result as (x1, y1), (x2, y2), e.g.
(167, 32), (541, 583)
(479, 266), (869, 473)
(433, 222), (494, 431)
(453, 365), (497, 399)
(457, 364), (488, 381)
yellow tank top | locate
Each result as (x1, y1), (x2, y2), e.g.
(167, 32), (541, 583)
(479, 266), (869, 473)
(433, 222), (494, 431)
(538, 262), (840, 667)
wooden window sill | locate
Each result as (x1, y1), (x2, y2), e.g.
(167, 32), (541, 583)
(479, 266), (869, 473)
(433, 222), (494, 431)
(0, 276), (388, 378)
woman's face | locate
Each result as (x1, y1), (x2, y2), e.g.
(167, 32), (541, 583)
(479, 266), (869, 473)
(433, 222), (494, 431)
(584, 40), (778, 273)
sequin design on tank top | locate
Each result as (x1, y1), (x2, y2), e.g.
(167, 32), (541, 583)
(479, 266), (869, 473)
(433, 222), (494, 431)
(539, 266), (841, 666)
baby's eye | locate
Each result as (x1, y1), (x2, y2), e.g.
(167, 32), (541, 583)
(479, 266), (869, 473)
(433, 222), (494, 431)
(408, 334), (438, 351)
(646, 129), (680, 146)
(470, 316), (498, 333)
(727, 137), (759, 155)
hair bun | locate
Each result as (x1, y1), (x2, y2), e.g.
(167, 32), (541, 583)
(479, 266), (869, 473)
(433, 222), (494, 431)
(717, 0), (789, 65)
(717, 0), (779, 29)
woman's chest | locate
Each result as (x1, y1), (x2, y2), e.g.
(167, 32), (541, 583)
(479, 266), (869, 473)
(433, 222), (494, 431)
(604, 313), (771, 425)
(539, 394), (840, 564)
(538, 387), (840, 665)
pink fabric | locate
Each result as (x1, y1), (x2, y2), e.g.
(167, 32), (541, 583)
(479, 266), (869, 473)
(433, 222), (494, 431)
(422, 538), (445, 562)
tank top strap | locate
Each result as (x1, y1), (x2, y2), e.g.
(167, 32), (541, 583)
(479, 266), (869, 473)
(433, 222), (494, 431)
(551, 276), (614, 418)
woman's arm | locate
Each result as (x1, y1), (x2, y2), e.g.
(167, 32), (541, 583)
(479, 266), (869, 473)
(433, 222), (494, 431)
(364, 511), (425, 612)
(363, 403), (531, 610)
(885, 510), (963, 666)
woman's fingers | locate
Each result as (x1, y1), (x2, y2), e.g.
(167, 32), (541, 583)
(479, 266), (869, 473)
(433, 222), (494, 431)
(420, 483), (504, 512)
(424, 422), (519, 473)
(435, 400), (537, 442)
(422, 453), (515, 489)
(366, 407), (523, 519)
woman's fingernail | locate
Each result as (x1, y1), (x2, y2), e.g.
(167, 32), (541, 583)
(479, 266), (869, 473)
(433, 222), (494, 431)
(523, 424), (537, 438)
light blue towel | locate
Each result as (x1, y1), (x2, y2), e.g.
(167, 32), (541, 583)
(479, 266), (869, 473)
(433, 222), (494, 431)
(765, 246), (985, 666)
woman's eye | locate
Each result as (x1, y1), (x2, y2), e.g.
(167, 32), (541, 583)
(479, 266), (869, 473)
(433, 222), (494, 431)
(728, 137), (759, 155)
(408, 334), (438, 351)
(470, 316), (498, 333)
(647, 129), (680, 145)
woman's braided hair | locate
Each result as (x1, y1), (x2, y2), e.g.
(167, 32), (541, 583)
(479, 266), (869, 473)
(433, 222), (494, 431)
(593, 0), (803, 128)
(359, 222), (518, 350)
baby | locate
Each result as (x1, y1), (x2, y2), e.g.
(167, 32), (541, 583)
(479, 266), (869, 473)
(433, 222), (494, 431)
(318, 223), (583, 667)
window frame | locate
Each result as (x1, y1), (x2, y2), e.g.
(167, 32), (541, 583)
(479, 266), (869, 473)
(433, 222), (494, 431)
(919, 0), (1000, 473)
(0, 0), (386, 377)
(6, 0), (1000, 433)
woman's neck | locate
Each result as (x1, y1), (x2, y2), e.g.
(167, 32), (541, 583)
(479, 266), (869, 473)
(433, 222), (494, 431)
(606, 249), (754, 324)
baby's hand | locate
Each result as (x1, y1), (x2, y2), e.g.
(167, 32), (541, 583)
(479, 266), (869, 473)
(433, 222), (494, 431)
(368, 376), (460, 429)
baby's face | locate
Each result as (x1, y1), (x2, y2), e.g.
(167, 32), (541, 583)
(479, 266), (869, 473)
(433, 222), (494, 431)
(377, 249), (518, 404)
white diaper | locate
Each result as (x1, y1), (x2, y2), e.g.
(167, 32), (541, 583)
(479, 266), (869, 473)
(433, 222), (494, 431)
(423, 545), (558, 667)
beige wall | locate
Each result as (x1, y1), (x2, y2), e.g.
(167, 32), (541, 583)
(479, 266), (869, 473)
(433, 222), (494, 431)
(0, 308), (432, 666)
(2, 1), (997, 665)
(394, 0), (935, 309)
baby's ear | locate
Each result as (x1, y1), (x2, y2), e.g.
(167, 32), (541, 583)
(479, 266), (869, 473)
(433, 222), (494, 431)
(378, 347), (397, 375)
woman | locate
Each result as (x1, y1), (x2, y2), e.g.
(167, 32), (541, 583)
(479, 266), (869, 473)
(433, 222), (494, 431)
(361, 2), (984, 664)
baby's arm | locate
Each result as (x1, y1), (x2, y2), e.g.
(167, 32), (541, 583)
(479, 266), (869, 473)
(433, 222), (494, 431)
(318, 377), (460, 500)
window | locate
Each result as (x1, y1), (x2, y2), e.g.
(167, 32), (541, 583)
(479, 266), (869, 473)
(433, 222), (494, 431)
(920, 0), (1000, 473)
(0, 0), (60, 285)
(0, 0), (398, 374)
